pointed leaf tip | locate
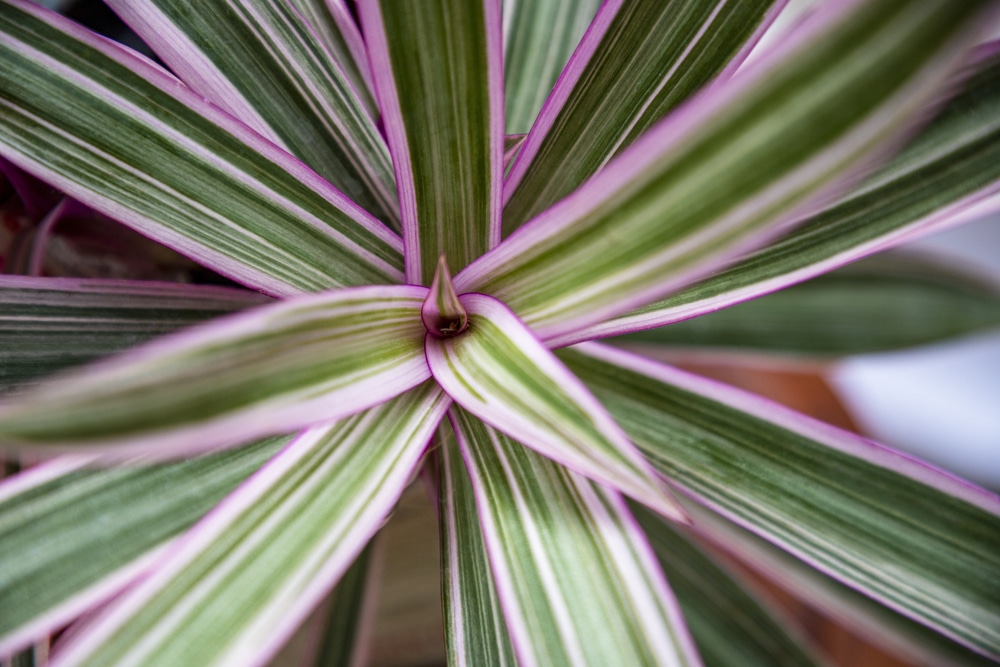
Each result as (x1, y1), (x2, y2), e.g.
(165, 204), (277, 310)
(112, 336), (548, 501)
(422, 256), (469, 338)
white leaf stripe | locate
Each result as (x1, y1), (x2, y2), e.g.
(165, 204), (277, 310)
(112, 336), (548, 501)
(0, 286), (430, 456)
(425, 292), (686, 522)
(438, 426), (517, 667)
(52, 385), (450, 667)
(451, 411), (701, 667)
(107, 0), (399, 225)
(459, 0), (991, 342)
(0, 1), (403, 296)
(564, 343), (1000, 658)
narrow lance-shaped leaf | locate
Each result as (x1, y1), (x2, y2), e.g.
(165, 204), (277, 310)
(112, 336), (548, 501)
(569, 44), (1000, 344)
(459, 0), (991, 342)
(106, 0), (399, 226)
(502, 0), (600, 135)
(0, 0), (403, 296)
(287, 0), (379, 117)
(631, 503), (822, 667)
(0, 276), (269, 392)
(51, 384), (450, 667)
(450, 409), (702, 667)
(313, 540), (379, 667)
(0, 285), (430, 456)
(502, 0), (785, 234)
(0, 436), (288, 656)
(562, 343), (1000, 659)
(424, 291), (686, 522)
(683, 498), (1000, 667)
(437, 425), (516, 667)
(360, 0), (503, 284)
(611, 253), (1000, 356)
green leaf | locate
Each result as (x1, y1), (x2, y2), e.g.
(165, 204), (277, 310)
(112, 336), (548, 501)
(425, 293), (685, 521)
(613, 253), (1000, 356)
(54, 384), (449, 667)
(0, 277), (268, 393)
(502, 0), (782, 233)
(450, 409), (701, 667)
(0, 286), (430, 454)
(0, 436), (287, 654)
(287, 0), (379, 118)
(461, 0), (990, 342)
(106, 0), (399, 225)
(502, 0), (600, 134)
(581, 46), (1000, 343)
(0, 2), (403, 296)
(360, 0), (503, 284)
(684, 499), (1000, 667)
(632, 504), (822, 667)
(562, 343), (1000, 658)
(313, 542), (378, 667)
(437, 425), (516, 667)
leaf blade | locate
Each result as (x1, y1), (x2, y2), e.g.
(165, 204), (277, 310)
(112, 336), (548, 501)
(460, 0), (991, 341)
(425, 293), (685, 521)
(0, 285), (431, 455)
(52, 385), (449, 667)
(450, 409), (701, 667)
(360, 0), (503, 284)
(0, 0), (403, 295)
(563, 343), (1000, 658)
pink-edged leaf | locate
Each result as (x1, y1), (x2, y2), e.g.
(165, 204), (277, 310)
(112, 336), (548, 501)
(0, 436), (287, 656)
(503, 0), (785, 234)
(421, 256), (469, 339)
(436, 425), (516, 667)
(458, 0), (992, 342)
(0, 275), (269, 392)
(425, 292), (686, 522)
(564, 45), (1000, 344)
(50, 384), (449, 667)
(0, 285), (430, 457)
(562, 342), (1000, 659)
(106, 0), (399, 225)
(0, 0), (403, 296)
(449, 409), (701, 667)
(360, 0), (503, 284)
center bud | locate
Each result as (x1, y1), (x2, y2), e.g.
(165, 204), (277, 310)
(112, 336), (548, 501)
(421, 255), (468, 338)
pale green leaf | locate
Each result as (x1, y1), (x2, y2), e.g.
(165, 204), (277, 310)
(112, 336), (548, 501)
(0, 277), (268, 393)
(0, 436), (287, 655)
(613, 253), (1000, 356)
(425, 293), (685, 521)
(107, 0), (399, 225)
(461, 0), (990, 342)
(438, 425), (516, 667)
(451, 409), (700, 667)
(0, 286), (430, 454)
(582, 47), (1000, 343)
(502, 0), (600, 134)
(361, 0), (502, 284)
(632, 504), (822, 667)
(562, 343), (1000, 658)
(0, 2), (403, 296)
(502, 0), (782, 233)
(54, 384), (449, 667)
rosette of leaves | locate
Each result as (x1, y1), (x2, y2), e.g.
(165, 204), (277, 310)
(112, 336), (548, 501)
(1, 0), (1000, 665)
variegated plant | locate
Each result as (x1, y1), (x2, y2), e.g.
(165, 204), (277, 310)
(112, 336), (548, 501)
(1, 0), (999, 665)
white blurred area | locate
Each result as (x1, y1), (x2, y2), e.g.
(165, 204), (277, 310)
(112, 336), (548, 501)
(831, 214), (1000, 492)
